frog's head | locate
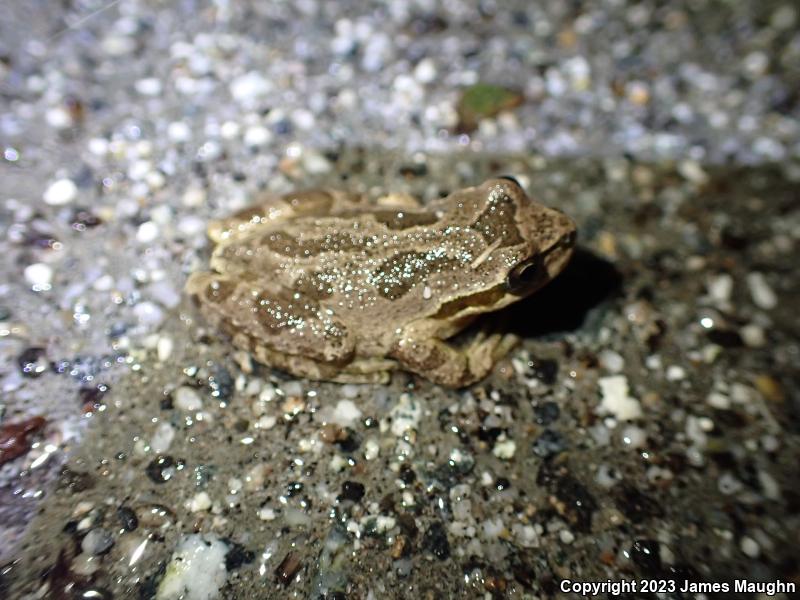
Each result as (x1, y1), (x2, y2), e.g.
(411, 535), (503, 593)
(480, 177), (577, 296)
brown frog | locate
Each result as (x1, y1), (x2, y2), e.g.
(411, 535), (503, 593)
(186, 178), (576, 387)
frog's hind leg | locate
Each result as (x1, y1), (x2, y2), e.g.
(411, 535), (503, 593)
(208, 188), (365, 243)
(390, 330), (519, 388)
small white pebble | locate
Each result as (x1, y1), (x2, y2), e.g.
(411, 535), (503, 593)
(24, 263), (53, 289)
(707, 273), (733, 304)
(187, 492), (212, 513)
(258, 506), (276, 521)
(156, 534), (228, 600)
(151, 422), (176, 453)
(43, 178), (78, 205)
(746, 272), (777, 310)
(413, 58), (437, 84)
(93, 274), (114, 291)
(492, 439), (516, 460)
(364, 438), (379, 461)
(740, 324), (766, 347)
(177, 215), (206, 237)
(135, 77), (163, 96)
(331, 399), (362, 427)
(174, 386), (203, 411)
(740, 536), (760, 558)
(182, 187), (206, 207)
(665, 365), (686, 381)
(255, 415), (277, 430)
(157, 336), (174, 362)
(598, 375), (642, 420)
(678, 159), (708, 184)
(559, 529), (575, 544)
(243, 125), (271, 147)
(229, 72), (271, 104)
(599, 349), (625, 373)
(220, 121), (241, 139)
(291, 108), (315, 130)
(302, 151), (331, 174)
(88, 137), (109, 156)
(167, 121), (191, 143)
(137, 221), (160, 244)
(620, 425), (647, 448)
(707, 391), (731, 410)
(146, 170), (166, 190)
(128, 159), (151, 181)
(45, 106), (73, 129)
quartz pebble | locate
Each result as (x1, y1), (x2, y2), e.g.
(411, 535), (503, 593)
(746, 273), (777, 309)
(43, 178), (77, 205)
(24, 263), (53, 289)
(174, 386), (203, 411)
(156, 535), (229, 600)
(598, 375), (642, 420)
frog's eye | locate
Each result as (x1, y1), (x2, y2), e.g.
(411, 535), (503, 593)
(506, 256), (543, 294)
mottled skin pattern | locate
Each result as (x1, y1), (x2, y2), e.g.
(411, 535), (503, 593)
(186, 179), (576, 387)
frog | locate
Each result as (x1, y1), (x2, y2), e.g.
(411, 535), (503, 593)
(185, 177), (576, 387)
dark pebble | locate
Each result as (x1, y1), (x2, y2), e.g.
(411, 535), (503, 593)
(614, 484), (664, 523)
(339, 480), (365, 503)
(285, 481), (304, 497)
(707, 329), (744, 348)
(399, 163), (428, 178)
(532, 429), (567, 458)
(117, 506), (138, 531)
(630, 539), (662, 574)
(477, 426), (504, 443)
(423, 521), (450, 560)
(275, 551), (302, 585)
(396, 513), (418, 539)
(720, 226), (749, 250)
(224, 541), (255, 571)
(534, 401), (560, 426)
(145, 455), (176, 484)
(274, 120), (292, 135)
(555, 476), (597, 532)
(399, 464), (416, 484)
(70, 208), (102, 231)
(160, 394), (174, 410)
(495, 477), (511, 491)
(334, 428), (361, 453)
(509, 551), (537, 588)
(529, 358), (558, 385)
(17, 347), (49, 378)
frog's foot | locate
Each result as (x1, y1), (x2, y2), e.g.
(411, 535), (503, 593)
(390, 331), (519, 388)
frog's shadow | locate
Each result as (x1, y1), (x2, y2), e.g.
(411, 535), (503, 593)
(496, 248), (622, 338)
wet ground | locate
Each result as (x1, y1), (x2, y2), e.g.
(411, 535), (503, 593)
(3, 152), (799, 598)
(2, 1), (799, 598)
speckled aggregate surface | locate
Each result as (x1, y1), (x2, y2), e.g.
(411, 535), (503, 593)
(1, 1), (799, 598)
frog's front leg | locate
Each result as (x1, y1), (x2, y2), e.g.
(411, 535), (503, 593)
(390, 327), (519, 388)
